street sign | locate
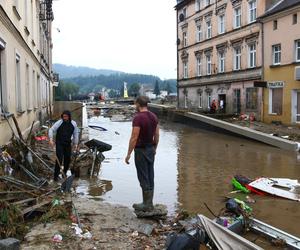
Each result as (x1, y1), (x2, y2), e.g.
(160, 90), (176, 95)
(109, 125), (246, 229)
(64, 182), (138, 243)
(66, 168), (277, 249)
(268, 81), (284, 88)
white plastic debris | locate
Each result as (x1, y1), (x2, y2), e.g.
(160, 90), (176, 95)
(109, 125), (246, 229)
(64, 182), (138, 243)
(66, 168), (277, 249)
(52, 234), (63, 243)
(131, 231), (139, 237)
(81, 231), (92, 239)
(66, 170), (72, 177)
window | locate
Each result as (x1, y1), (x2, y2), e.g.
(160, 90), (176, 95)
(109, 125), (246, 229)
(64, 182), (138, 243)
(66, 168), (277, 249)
(206, 0), (211, 6)
(248, 43), (256, 68)
(273, 20), (278, 30)
(272, 44), (281, 65)
(183, 61), (188, 79)
(195, 0), (201, 12)
(269, 88), (283, 115)
(25, 64), (31, 110)
(37, 74), (41, 107)
(196, 24), (202, 42)
(0, 45), (4, 113)
(296, 40), (300, 62)
(15, 54), (22, 112)
(293, 14), (297, 25)
(233, 46), (241, 70)
(199, 92), (203, 108)
(234, 7), (241, 29)
(196, 57), (202, 76)
(206, 54), (212, 75)
(183, 32), (188, 47)
(182, 8), (187, 18)
(218, 14), (225, 34)
(207, 92), (211, 108)
(249, 0), (257, 23)
(218, 51), (225, 73)
(246, 88), (258, 109)
(206, 20), (212, 39)
(32, 70), (37, 108)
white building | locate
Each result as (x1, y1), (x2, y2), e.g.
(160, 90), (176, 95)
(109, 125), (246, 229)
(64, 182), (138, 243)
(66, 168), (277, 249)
(0, 0), (55, 144)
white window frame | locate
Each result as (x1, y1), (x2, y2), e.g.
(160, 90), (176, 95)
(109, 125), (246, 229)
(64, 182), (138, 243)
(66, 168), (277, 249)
(249, 0), (257, 23)
(199, 92), (203, 108)
(32, 70), (37, 109)
(196, 56), (202, 76)
(234, 6), (241, 29)
(206, 54), (212, 75)
(0, 40), (6, 114)
(195, 0), (201, 12)
(207, 92), (211, 109)
(248, 43), (256, 68)
(15, 53), (22, 113)
(183, 31), (188, 47)
(233, 46), (241, 70)
(272, 44), (281, 65)
(206, 20), (212, 39)
(218, 14), (225, 34)
(196, 24), (202, 42)
(296, 40), (300, 62)
(269, 88), (283, 115)
(183, 61), (188, 79)
(218, 51), (225, 73)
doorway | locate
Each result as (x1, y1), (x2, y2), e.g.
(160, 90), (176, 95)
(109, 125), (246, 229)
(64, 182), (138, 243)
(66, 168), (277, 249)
(233, 89), (241, 114)
(292, 90), (300, 123)
(218, 94), (226, 113)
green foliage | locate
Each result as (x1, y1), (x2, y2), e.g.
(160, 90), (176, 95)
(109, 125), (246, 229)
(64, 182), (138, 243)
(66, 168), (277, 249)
(154, 80), (160, 96)
(128, 83), (141, 97)
(108, 89), (119, 98)
(55, 81), (80, 101)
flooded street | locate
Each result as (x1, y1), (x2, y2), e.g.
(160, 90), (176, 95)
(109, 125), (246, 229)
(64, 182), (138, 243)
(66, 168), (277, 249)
(78, 112), (300, 241)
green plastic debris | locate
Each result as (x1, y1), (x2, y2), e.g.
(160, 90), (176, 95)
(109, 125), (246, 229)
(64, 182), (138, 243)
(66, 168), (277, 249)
(234, 198), (252, 213)
(231, 178), (250, 194)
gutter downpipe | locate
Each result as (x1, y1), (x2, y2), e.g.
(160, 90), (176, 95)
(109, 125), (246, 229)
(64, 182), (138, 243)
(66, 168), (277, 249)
(176, 7), (180, 109)
(260, 19), (265, 122)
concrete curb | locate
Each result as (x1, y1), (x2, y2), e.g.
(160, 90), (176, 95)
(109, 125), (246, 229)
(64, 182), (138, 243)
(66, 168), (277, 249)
(149, 104), (299, 151)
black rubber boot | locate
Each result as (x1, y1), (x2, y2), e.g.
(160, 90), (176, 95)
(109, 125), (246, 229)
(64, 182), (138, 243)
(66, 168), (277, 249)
(133, 191), (146, 211)
(133, 190), (154, 212)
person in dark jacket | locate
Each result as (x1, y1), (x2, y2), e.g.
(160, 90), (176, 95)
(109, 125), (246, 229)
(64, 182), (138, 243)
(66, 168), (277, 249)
(49, 110), (79, 181)
(125, 96), (160, 212)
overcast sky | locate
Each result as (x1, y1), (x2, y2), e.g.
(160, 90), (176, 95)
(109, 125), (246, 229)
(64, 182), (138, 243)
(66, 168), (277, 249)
(52, 0), (177, 79)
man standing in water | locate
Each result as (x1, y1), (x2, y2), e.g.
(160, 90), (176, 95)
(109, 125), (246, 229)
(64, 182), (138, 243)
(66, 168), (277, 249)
(125, 96), (159, 212)
(49, 110), (79, 181)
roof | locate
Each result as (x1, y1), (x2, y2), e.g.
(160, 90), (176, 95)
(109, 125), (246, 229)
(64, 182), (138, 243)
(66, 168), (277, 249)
(175, 0), (192, 10)
(260, 0), (300, 19)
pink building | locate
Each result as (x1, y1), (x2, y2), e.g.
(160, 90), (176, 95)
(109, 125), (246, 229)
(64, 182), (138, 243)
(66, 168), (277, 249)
(176, 0), (281, 119)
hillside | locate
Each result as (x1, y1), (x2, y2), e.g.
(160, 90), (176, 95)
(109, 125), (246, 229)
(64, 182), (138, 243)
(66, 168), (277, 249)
(53, 63), (122, 78)
(55, 64), (176, 94)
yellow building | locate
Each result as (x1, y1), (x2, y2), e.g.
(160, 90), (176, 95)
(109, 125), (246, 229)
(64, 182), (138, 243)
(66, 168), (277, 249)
(0, 1), (55, 144)
(261, 1), (300, 125)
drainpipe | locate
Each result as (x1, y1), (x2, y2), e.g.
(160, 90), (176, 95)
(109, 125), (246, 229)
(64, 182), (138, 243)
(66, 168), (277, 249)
(260, 20), (265, 122)
(176, 8), (180, 109)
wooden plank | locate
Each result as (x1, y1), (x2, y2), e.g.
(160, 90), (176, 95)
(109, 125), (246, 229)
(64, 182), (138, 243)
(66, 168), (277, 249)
(21, 200), (51, 215)
(13, 198), (36, 206)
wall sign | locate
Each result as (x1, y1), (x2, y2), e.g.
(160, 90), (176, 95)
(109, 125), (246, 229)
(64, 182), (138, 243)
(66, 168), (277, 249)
(268, 81), (284, 88)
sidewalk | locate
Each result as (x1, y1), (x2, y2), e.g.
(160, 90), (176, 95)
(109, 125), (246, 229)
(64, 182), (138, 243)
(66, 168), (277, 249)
(224, 118), (300, 142)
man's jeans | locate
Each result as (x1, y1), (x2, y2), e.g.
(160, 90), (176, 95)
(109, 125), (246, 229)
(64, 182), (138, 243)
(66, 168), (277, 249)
(134, 146), (155, 191)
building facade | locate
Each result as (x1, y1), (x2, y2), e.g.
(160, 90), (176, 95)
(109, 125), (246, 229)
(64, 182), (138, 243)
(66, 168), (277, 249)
(0, 0), (55, 144)
(260, 1), (300, 125)
(176, 0), (280, 119)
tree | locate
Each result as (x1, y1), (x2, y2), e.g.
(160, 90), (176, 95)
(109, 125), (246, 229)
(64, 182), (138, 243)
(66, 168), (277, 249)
(128, 83), (141, 97)
(54, 80), (80, 101)
(108, 89), (118, 98)
(165, 82), (173, 94)
(154, 80), (160, 96)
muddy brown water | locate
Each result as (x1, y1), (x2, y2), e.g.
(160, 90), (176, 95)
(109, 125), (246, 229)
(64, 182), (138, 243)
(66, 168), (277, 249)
(77, 114), (300, 247)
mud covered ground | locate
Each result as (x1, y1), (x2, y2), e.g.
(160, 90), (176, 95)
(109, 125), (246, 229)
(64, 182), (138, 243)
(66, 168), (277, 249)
(21, 198), (170, 250)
